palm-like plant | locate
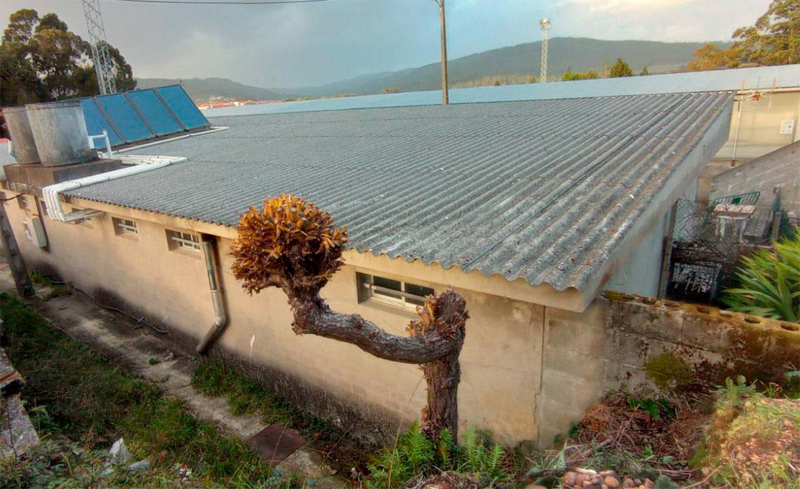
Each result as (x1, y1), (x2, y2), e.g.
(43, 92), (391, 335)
(723, 230), (800, 322)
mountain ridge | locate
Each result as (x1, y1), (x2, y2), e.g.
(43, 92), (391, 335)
(137, 37), (727, 101)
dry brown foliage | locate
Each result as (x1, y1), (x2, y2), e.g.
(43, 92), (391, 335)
(407, 290), (468, 339)
(231, 194), (348, 296)
(575, 392), (708, 476)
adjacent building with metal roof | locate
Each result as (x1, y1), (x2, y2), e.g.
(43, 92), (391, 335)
(204, 64), (800, 118)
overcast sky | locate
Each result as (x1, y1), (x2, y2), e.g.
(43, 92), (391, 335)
(0, 0), (771, 90)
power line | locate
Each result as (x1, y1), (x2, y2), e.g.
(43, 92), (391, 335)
(105, 0), (326, 4)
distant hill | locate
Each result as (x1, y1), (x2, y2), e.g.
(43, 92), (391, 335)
(136, 38), (728, 101)
(301, 37), (728, 96)
(135, 77), (283, 102)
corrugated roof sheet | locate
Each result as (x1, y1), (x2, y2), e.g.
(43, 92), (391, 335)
(67, 92), (733, 292)
(205, 64), (799, 118)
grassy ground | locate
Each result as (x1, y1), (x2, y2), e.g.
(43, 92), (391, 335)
(0, 294), (286, 488)
(192, 359), (369, 477)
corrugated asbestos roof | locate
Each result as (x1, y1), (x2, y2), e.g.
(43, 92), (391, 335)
(67, 92), (733, 292)
(205, 64), (799, 118)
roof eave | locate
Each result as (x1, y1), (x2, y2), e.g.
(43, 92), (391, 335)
(579, 98), (734, 310)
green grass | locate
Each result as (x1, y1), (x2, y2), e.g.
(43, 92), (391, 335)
(0, 294), (287, 488)
(28, 269), (72, 299)
(192, 359), (368, 474)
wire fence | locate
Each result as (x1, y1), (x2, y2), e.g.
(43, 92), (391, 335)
(663, 199), (793, 305)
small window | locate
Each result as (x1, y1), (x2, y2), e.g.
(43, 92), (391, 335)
(357, 273), (434, 310)
(113, 217), (138, 236)
(39, 199), (48, 218)
(17, 195), (28, 211)
(166, 230), (201, 253)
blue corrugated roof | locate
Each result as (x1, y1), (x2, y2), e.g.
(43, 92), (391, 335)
(204, 64), (800, 118)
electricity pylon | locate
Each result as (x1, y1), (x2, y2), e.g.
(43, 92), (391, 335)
(82, 0), (117, 95)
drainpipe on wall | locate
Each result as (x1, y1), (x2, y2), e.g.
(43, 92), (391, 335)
(657, 200), (679, 299)
(196, 234), (228, 355)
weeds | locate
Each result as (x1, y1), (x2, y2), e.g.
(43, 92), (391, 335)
(192, 359), (367, 475)
(0, 294), (274, 488)
(626, 397), (676, 421)
(28, 268), (72, 299)
(366, 421), (509, 489)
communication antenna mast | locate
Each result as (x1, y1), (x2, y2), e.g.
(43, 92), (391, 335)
(539, 18), (551, 83)
(82, 0), (117, 94)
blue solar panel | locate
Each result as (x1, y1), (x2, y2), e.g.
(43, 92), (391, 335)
(96, 94), (154, 143)
(76, 85), (208, 148)
(127, 90), (183, 136)
(80, 99), (124, 147)
(156, 85), (209, 130)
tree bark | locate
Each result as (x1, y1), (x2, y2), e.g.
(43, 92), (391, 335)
(421, 348), (463, 440)
(289, 295), (458, 364)
(287, 290), (467, 439)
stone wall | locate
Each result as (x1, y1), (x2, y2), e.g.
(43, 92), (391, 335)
(538, 293), (800, 446)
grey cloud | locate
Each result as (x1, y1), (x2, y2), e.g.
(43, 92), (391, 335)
(0, 0), (771, 90)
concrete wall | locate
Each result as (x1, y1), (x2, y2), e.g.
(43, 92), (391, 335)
(710, 140), (800, 214)
(606, 213), (666, 297)
(1, 196), (543, 446)
(698, 90), (800, 202)
(5, 193), (798, 450)
(537, 294), (800, 445)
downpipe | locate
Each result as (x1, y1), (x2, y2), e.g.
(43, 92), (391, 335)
(196, 234), (228, 355)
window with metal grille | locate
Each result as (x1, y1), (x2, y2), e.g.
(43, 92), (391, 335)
(356, 273), (434, 310)
(113, 217), (138, 236)
(167, 230), (201, 253)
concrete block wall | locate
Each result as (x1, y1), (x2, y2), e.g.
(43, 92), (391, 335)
(711, 140), (800, 213)
(538, 300), (610, 446)
(539, 294), (800, 446)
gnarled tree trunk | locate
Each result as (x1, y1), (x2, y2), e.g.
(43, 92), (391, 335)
(287, 289), (467, 439)
(230, 195), (469, 440)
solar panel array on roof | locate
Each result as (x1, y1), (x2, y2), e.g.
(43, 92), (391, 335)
(81, 85), (210, 148)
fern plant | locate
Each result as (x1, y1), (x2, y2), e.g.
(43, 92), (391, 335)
(366, 422), (507, 488)
(459, 427), (506, 480)
(367, 421), (435, 489)
(723, 231), (800, 322)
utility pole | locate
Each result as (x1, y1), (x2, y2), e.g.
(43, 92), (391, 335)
(434, 0), (449, 105)
(82, 0), (117, 95)
(539, 18), (551, 83)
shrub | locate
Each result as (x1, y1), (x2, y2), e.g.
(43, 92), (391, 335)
(366, 421), (507, 488)
(723, 231), (800, 322)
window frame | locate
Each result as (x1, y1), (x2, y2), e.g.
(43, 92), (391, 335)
(357, 272), (434, 311)
(166, 229), (201, 253)
(112, 217), (138, 237)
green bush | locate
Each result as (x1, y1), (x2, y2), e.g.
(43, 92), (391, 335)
(723, 231), (800, 322)
(366, 421), (506, 488)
